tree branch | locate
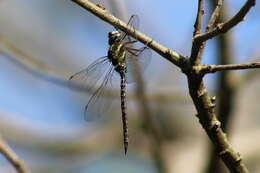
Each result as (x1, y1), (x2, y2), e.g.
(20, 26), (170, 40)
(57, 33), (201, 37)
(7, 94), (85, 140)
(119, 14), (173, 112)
(193, 0), (204, 36)
(71, 0), (187, 67)
(206, 0), (224, 31)
(186, 1), (254, 172)
(194, 0), (255, 42)
(200, 62), (260, 74)
(190, 0), (205, 65)
(205, 2), (236, 171)
(0, 136), (31, 173)
(186, 76), (248, 173)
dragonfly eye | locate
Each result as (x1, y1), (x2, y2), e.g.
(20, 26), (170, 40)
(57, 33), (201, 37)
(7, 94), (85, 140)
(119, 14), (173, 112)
(108, 31), (120, 38)
(108, 31), (121, 45)
(108, 31), (113, 38)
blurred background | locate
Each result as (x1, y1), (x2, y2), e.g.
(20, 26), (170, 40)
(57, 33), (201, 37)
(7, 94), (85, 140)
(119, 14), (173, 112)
(0, 0), (260, 173)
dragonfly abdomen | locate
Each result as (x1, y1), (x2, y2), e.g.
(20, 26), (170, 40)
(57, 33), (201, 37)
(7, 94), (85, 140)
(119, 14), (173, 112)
(120, 72), (128, 154)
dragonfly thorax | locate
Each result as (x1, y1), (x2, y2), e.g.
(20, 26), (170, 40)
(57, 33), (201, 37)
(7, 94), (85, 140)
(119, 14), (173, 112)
(108, 30), (121, 45)
(108, 42), (127, 74)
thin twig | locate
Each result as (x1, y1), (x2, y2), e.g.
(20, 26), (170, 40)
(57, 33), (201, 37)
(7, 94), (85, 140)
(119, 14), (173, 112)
(0, 136), (31, 173)
(200, 62), (260, 74)
(190, 0), (205, 65)
(193, 0), (204, 36)
(71, 0), (186, 67)
(195, 0), (255, 42)
(206, 0), (224, 31)
(205, 3), (235, 171)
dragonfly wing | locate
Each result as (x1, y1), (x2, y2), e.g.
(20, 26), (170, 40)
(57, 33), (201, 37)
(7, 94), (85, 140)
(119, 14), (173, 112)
(127, 15), (139, 31)
(69, 56), (110, 92)
(125, 47), (152, 83)
(69, 56), (117, 121)
(120, 15), (140, 43)
(84, 66), (118, 121)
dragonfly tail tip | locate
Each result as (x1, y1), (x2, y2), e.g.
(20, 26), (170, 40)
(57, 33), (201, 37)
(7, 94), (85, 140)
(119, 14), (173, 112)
(124, 146), (128, 155)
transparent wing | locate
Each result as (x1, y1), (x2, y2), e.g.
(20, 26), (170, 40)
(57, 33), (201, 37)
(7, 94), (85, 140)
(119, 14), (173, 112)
(69, 56), (118, 121)
(120, 15), (140, 43)
(127, 15), (139, 31)
(125, 46), (152, 83)
(84, 66), (119, 121)
(69, 56), (110, 92)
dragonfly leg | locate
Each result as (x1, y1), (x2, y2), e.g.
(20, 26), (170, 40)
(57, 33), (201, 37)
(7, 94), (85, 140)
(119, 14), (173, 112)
(124, 40), (137, 46)
(126, 49), (139, 56)
(125, 46), (148, 56)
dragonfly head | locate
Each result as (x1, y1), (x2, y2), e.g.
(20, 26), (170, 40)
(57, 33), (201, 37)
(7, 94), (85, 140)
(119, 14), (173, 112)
(108, 31), (121, 45)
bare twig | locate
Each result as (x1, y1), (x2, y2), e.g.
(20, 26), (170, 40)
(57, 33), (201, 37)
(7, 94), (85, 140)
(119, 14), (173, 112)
(200, 62), (260, 74)
(71, 0), (187, 67)
(187, 76), (248, 173)
(190, 0), (205, 65)
(0, 136), (31, 173)
(193, 0), (204, 36)
(206, 0), (224, 31)
(190, 0), (255, 66)
(195, 0), (255, 42)
(205, 3), (236, 171)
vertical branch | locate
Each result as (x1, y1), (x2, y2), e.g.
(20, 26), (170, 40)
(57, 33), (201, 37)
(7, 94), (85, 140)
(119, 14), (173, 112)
(205, 2), (236, 173)
(0, 136), (31, 173)
(206, 0), (224, 32)
(186, 75), (249, 173)
(190, 0), (205, 65)
(216, 26), (235, 132)
(193, 0), (204, 36)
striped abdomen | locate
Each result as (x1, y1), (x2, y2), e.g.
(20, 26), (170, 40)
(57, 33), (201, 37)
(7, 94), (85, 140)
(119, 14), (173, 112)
(120, 72), (128, 154)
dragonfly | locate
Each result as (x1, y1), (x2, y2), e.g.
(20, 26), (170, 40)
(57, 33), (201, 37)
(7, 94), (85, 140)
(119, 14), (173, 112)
(69, 15), (151, 154)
